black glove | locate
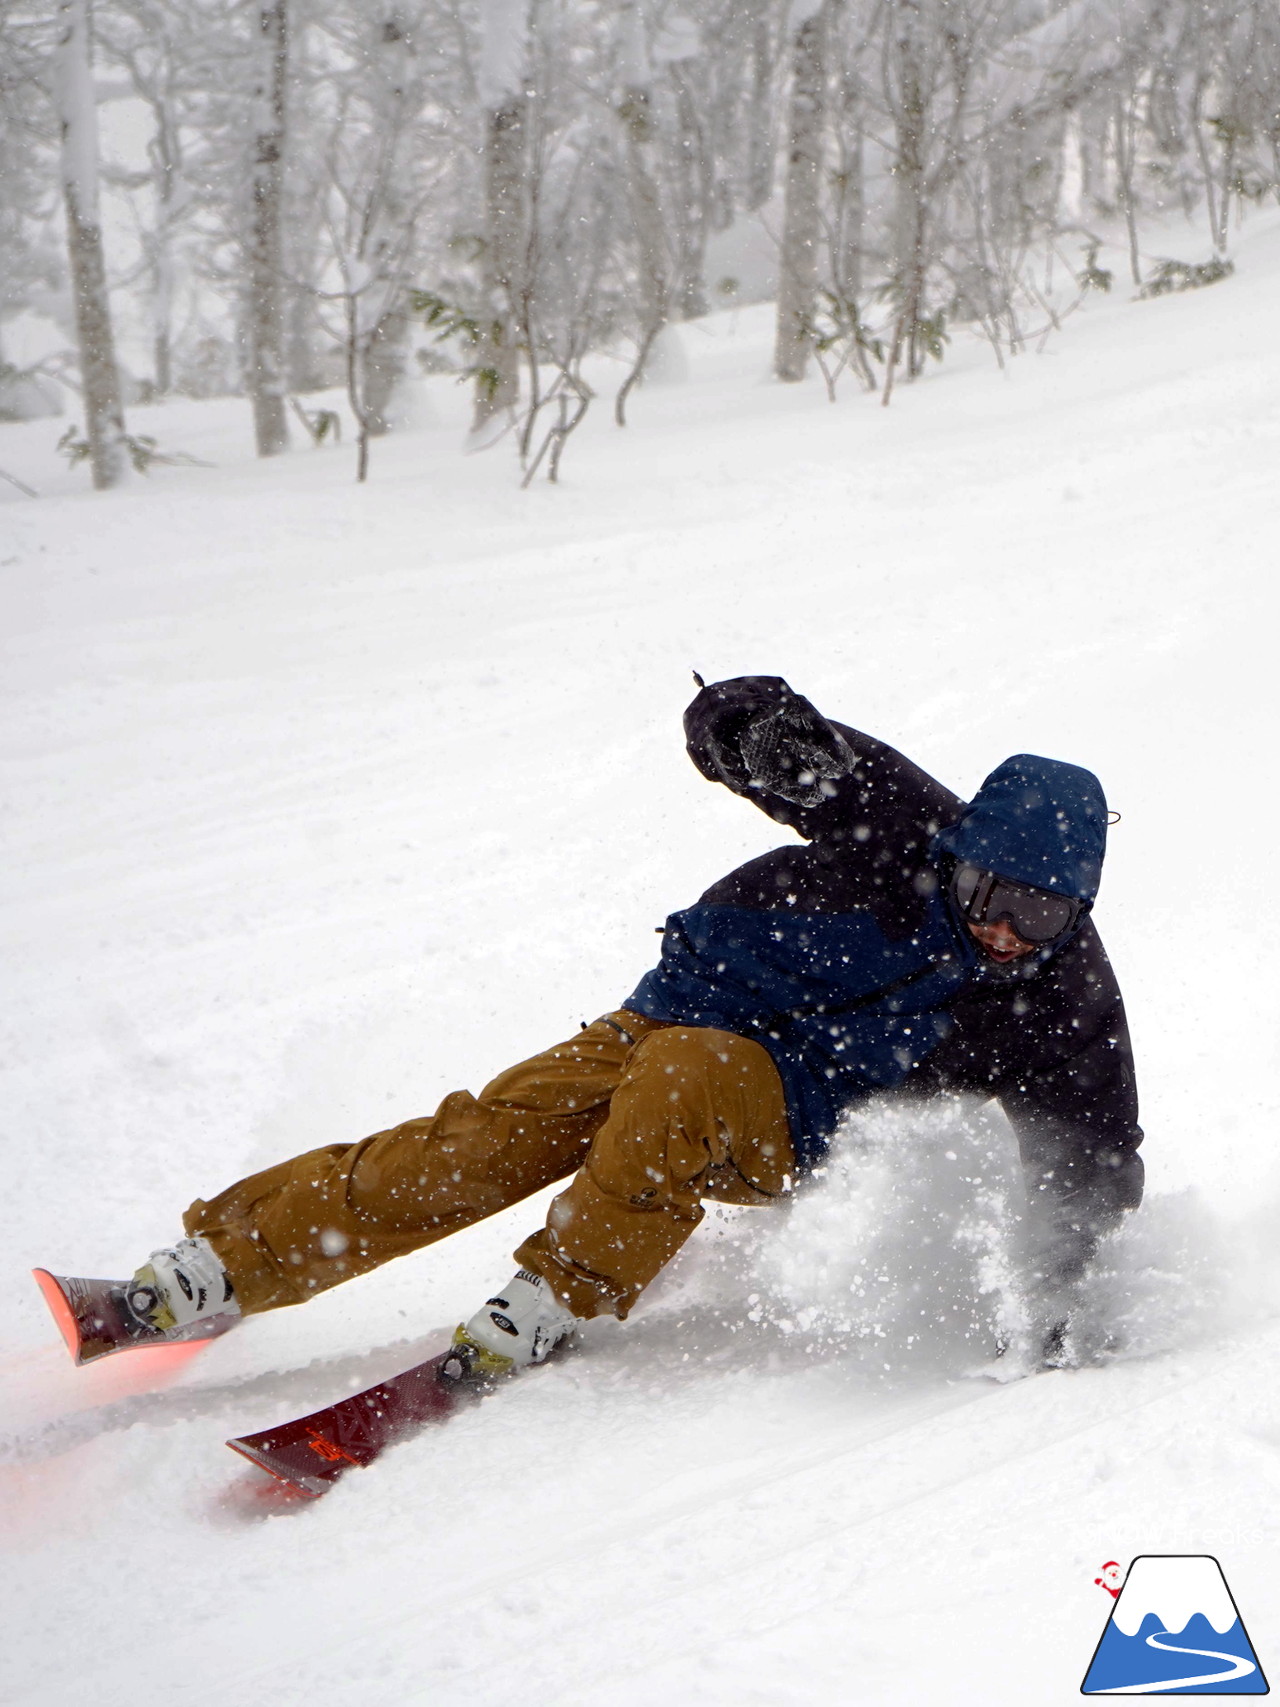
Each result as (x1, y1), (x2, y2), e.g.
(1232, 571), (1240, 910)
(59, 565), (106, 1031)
(685, 676), (855, 807)
(739, 696), (856, 806)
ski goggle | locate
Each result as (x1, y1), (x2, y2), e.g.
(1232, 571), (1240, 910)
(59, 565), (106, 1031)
(950, 863), (1084, 945)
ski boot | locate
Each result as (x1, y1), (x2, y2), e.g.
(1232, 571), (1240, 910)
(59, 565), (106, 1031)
(34, 1237), (240, 1365)
(126, 1236), (240, 1332)
(443, 1269), (578, 1381)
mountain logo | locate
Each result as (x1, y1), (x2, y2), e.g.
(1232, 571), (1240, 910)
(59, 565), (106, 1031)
(1082, 1555), (1268, 1695)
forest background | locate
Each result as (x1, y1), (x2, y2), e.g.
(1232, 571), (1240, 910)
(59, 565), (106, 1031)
(2, 0), (1279, 497)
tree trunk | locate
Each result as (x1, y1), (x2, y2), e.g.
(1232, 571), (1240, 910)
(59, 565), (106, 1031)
(150, 222), (174, 399)
(882, 0), (929, 397)
(1076, 89), (1111, 219)
(774, 2), (827, 383)
(247, 0), (289, 456)
(285, 264), (324, 392)
(745, 0), (775, 211)
(671, 64), (709, 320)
(1190, 74), (1223, 257)
(363, 302), (410, 436)
(149, 83), (177, 397)
(622, 83), (669, 334)
(613, 78), (671, 423)
(472, 95), (528, 433)
(284, 162), (327, 393)
(1213, 122), (1237, 255)
(1113, 88), (1142, 286)
(612, 3), (670, 420)
(835, 64), (865, 302)
(54, 0), (129, 489)
(153, 307), (171, 398)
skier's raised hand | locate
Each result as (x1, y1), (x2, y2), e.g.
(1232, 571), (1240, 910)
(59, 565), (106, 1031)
(684, 675), (855, 805)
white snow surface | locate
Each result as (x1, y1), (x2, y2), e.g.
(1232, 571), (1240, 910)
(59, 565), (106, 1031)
(4, 215), (1280, 1705)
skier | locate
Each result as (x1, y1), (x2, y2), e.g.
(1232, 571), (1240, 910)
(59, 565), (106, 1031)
(72, 676), (1144, 1374)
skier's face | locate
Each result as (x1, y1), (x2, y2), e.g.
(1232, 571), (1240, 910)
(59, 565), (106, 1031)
(966, 917), (1037, 963)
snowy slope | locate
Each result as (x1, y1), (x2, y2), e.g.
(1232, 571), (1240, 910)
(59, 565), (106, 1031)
(3, 215), (1280, 1706)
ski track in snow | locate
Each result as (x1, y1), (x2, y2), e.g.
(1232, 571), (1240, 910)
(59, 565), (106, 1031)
(5, 211), (1280, 1704)
(0, 1331), (450, 1463)
(192, 1339), (1271, 1707)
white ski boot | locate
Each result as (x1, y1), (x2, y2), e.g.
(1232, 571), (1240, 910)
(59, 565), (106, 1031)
(450, 1269), (577, 1377)
(126, 1236), (241, 1333)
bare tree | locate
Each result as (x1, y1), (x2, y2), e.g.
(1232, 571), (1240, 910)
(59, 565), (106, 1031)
(774, 0), (828, 382)
(53, 0), (129, 488)
(7, 0), (1280, 491)
(879, 0), (938, 397)
(615, 0), (672, 423)
(95, 2), (189, 397)
(247, 0), (290, 456)
(830, 35), (868, 308)
(745, 0), (779, 210)
(357, 7), (424, 438)
(0, 9), (63, 413)
(1112, 74), (1144, 284)
(307, 1), (439, 480)
(472, 0), (531, 438)
(657, 14), (710, 321)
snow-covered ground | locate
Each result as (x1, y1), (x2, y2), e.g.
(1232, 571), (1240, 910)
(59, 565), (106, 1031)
(4, 215), (1280, 1705)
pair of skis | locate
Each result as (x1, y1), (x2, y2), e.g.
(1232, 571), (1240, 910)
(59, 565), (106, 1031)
(32, 1268), (496, 1498)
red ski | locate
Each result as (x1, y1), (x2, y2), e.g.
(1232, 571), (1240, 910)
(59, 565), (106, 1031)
(226, 1345), (495, 1497)
(32, 1267), (237, 1366)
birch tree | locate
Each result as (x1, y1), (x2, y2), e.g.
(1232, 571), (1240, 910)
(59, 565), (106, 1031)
(309, 1), (437, 479)
(0, 10), (61, 403)
(774, 0), (828, 382)
(53, 0), (129, 488)
(745, 0), (779, 210)
(472, 0), (530, 437)
(6, 0), (1280, 487)
(247, 0), (289, 456)
(95, 0), (191, 397)
(655, 13), (710, 321)
(356, 6), (424, 439)
(615, 1), (672, 421)
(831, 26), (869, 309)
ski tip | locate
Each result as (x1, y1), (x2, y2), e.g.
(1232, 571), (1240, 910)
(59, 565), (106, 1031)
(32, 1268), (83, 1363)
(225, 1436), (329, 1499)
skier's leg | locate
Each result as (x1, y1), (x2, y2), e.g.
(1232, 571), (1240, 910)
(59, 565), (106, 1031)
(512, 1024), (793, 1320)
(180, 1012), (673, 1314)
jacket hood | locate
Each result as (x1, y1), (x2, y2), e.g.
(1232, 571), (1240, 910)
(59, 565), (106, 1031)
(932, 753), (1108, 903)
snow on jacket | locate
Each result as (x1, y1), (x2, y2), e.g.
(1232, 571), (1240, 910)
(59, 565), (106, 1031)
(625, 677), (1143, 1275)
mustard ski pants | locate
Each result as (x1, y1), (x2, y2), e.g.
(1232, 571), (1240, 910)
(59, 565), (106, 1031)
(184, 1011), (793, 1320)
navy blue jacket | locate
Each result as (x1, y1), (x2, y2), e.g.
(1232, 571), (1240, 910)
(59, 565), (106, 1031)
(625, 679), (1143, 1275)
